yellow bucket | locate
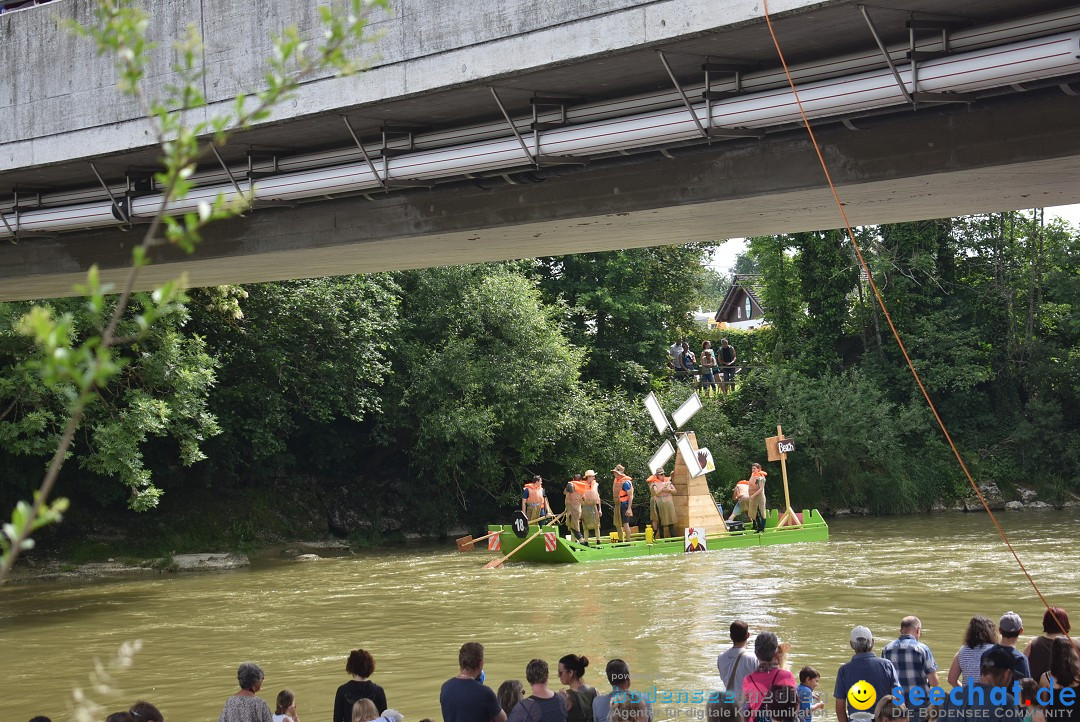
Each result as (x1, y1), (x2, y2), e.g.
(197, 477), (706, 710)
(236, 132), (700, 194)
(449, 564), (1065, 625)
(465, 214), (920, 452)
(609, 531), (619, 543)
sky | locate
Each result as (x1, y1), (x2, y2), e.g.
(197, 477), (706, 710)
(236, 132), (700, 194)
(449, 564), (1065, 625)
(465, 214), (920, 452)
(707, 203), (1080, 275)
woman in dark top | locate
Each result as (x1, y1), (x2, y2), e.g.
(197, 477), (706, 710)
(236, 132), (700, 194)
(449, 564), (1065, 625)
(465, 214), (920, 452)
(1041, 637), (1080, 721)
(558, 654), (597, 722)
(334, 649), (389, 722)
(508, 659), (568, 722)
(1026, 607), (1073, 683)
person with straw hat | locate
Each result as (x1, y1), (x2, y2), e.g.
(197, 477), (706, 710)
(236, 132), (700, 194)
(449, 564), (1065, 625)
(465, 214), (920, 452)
(580, 470), (602, 546)
(647, 468), (677, 539)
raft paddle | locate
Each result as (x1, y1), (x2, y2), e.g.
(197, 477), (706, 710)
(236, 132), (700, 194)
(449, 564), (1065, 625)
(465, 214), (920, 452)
(456, 530), (498, 552)
(483, 513), (564, 569)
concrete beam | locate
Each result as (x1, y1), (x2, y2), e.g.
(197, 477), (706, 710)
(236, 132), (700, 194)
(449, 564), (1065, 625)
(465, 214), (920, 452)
(1, 88), (1078, 301)
(0, 0), (837, 172)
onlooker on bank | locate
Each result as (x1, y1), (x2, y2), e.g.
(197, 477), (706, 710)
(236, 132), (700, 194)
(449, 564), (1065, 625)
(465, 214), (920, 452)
(881, 616), (938, 719)
(273, 690), (298, 722)
(441, 642), (506, 722)
(498, 681), (526, 718)
(594, 659), (634, 722)
(1025, 607), (1073, 683)
(1038, 637), (1080, 722)
(718, 620), (759, 702)
(947, 616), (998, 687)
(940, 646), (1023, 722)
(507, 659), (568, 722)
(834, 627), (901, 722)
(742, 632), (797, 714)
(352, 700), (379, 722)
(219, 662), (274, 722)
(130, 700), (166, 722)
(559, 654), (597, 722)
(797, 667), (825, 722)
(996, 612), (1031, 678)
(334, 649), (388, 722)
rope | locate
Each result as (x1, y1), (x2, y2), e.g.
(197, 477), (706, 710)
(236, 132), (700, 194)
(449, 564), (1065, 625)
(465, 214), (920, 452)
(759, 0), (1066, 632)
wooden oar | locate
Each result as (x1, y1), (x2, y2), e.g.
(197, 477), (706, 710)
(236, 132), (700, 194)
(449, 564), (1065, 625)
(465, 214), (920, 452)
(455, 529), (499, 552)
(484, 513), (564, 569)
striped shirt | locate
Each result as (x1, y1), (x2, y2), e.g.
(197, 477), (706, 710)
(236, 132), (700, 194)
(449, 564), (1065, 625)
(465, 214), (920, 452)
(956, 643), (995, 686)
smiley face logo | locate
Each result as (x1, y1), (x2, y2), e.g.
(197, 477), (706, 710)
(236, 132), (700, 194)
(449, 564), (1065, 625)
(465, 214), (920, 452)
(847, 680), (876, 711)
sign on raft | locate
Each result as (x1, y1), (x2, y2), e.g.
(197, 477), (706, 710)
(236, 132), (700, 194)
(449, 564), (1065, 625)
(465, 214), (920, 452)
(684, 527), (707, 552)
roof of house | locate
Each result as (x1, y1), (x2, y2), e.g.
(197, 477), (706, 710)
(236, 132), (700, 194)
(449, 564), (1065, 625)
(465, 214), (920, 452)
(714, 274), (766, 322)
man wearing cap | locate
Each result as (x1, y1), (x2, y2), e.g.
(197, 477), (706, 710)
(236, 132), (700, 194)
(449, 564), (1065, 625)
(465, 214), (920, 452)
(994, 612), (1031, 678)
(612, 465), (634, 542)
(647, 468), (678, 539)
(882, 616), (938, 721)
(835, 626), (902, 722)
(940, 645), (1024, 722)
(580, 471), (603, 546)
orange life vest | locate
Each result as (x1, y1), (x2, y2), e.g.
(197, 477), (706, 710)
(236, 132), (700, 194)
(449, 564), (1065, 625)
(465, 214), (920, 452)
(613, 473), (632, 502)
(733, 479), (750, 499)
(524, 482), (545, 505)
(647, 475), (674, 498)
(751, 468), (767, 478)
(570, 479), (591, 496)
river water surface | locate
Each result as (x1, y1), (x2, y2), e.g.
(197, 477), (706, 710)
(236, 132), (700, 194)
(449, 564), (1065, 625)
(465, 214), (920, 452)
(3, 511), (1078, 722)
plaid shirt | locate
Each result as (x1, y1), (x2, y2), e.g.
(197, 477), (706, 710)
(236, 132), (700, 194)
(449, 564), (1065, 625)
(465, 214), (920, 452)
(882, 634), (937, 693)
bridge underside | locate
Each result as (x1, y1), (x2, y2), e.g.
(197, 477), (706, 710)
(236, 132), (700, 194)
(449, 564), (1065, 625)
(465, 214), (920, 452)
(3, 88), (1079, 300)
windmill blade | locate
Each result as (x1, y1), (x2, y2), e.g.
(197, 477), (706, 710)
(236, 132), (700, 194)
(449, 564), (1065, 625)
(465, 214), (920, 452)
(671, 392), (703, 429)
(676, 433), (703, 477)
(647, 440), (675, 474)
(644, 391), (671, 435)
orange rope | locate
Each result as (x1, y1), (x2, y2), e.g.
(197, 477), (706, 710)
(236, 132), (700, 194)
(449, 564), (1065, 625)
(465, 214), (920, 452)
(759, 0), (1064, 628)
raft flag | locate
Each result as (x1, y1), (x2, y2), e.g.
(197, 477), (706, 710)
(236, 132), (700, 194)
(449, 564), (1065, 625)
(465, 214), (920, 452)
(543, 532), (557, 552)
(488, 534), (500, 551)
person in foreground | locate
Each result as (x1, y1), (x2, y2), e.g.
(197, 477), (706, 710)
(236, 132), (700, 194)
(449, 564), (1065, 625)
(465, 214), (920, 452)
(593, 659), (636, 722)
(219, 662), (274, 722)
(507, 659), (568, 722)
(940, 645), (1024, 721)
(441, 642), (506, 722)
(334, 648), (389, 722)
(834, 626), (901, 722)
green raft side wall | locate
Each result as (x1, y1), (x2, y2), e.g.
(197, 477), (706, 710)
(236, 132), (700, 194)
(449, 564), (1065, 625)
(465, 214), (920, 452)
(486, 509), (828, 564)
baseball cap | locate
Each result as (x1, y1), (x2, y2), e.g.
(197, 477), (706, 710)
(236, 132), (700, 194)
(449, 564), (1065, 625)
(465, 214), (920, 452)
(981, 644), (1017, 673)
(850, 626), (874, 643)
(999, 612), (1023, 634)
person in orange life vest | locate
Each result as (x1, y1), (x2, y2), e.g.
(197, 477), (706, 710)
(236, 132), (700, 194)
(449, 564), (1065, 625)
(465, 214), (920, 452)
(580, 471), (602, 546)
(728, 479), (750, 522)
(746, 464), (767, 532)
(522, 475), (552, 522)
(611, 464), (634, 542)
(564, 473), (588, 542)
(647, 468), (678, 539)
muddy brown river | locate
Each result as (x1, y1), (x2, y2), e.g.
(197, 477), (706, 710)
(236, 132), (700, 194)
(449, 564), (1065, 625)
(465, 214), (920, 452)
(3, 511), (1078, 722)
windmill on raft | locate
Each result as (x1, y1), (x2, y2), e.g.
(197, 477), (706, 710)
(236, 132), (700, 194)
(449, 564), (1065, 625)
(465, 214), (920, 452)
(642, 391), (727, 532)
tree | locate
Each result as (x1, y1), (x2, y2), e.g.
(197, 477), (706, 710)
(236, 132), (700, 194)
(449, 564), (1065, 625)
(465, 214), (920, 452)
(792, 230), (858, 375)
(0, 0), (389, 583)
(532, 244), (716, 388)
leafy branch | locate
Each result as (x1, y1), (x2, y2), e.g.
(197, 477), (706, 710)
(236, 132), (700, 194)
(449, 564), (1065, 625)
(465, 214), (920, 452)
(0, 0), (388, 584)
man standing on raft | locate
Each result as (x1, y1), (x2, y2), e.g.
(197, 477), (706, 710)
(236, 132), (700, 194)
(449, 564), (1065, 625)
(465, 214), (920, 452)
(647, 468), (678, 539)
(580, 470), (602, 546)
(612, 464), (634, 542)
(522, 475), (552, 522)
(745, 463), (767, 533)
(564, 473), (588, 542)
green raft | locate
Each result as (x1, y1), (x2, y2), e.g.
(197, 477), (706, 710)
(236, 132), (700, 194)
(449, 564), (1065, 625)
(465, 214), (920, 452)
(486, 509), (828, 564)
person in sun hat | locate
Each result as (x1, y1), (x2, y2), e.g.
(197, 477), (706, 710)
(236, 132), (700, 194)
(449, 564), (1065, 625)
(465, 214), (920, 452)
(611, 465), (633, 542)
(580, 470), (602, 546)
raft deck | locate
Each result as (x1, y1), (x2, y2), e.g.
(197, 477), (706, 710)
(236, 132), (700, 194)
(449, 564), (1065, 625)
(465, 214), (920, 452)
(487, 508), (828, 563)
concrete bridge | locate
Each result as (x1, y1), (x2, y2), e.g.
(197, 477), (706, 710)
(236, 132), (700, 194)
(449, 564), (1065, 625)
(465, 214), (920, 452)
(1, 0), (1079, 299)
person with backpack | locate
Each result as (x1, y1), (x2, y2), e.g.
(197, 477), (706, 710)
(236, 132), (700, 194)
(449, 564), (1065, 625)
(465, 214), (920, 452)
(717, 621), (760, 703)
(741, 633), (797, 721)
